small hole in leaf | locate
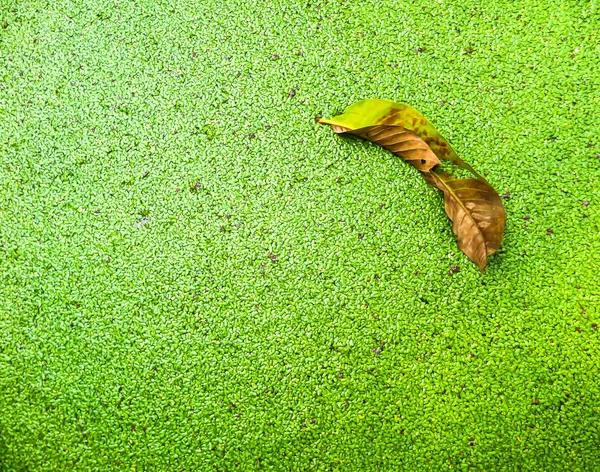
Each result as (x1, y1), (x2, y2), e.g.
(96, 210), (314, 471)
(421, 159), (426, 164)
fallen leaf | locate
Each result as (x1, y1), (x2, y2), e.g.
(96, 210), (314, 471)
(318, 99), (482, 177)
(317, 123), (440, 172)
(426, 171), (505, 269)
(318, 99), (506, 269)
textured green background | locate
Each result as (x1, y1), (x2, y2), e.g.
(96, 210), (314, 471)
(1, 0), (599, 469)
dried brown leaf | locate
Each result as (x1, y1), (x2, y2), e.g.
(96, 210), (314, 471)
(425, 171), (505, 270)
(323, 123), (441, 172)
